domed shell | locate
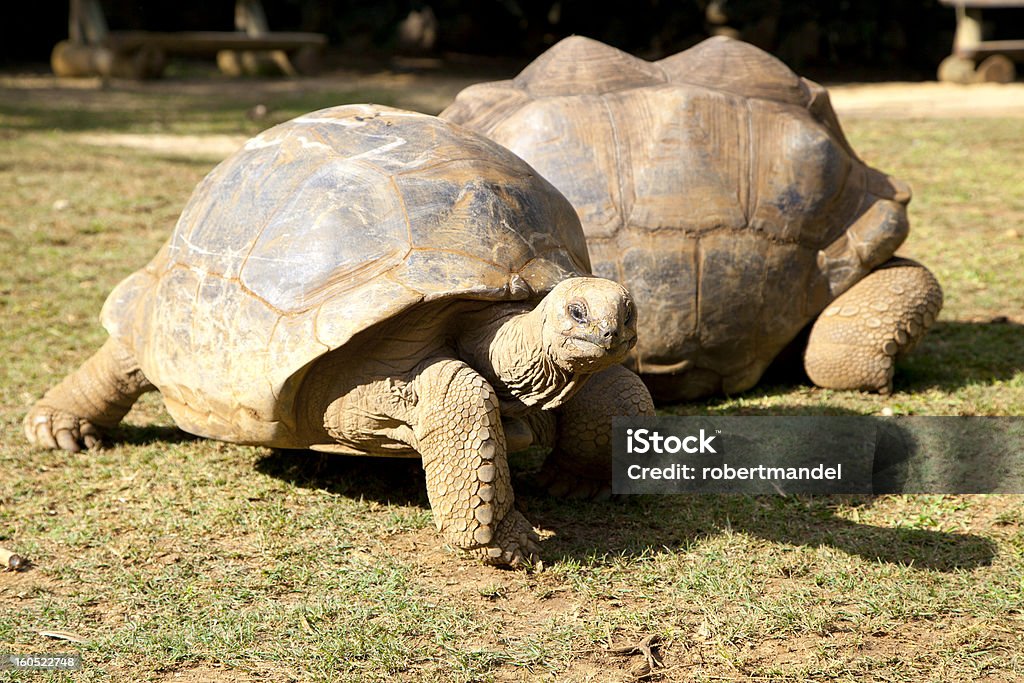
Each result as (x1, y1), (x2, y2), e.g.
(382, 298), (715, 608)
(101, 105), (589, 444)
(442, 36), (912, 397)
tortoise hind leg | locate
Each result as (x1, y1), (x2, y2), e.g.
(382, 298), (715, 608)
(24, 337), (154, 452)
(804, 258), (943, 394)
(411, 358), (540, 566)
(537, 364), (655, 499)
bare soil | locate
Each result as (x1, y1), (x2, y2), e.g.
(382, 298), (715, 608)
(825, 80), (1024, 119)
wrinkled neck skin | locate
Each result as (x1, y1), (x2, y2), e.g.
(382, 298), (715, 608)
(458, 303), (584, 415)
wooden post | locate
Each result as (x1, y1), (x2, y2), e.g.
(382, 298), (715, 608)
(236, 0), (271, 34)
(218, 0), (297, 76)
(953, 5), (984, 57)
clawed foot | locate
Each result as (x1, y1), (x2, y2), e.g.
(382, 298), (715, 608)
(23, 404), (104, 452)
(532, 464), (612, 500)
(468, 509), (541, 568)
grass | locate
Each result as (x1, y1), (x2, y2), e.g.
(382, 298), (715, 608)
(1, 70), (1023, 682)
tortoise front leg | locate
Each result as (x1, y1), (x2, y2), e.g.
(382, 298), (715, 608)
(412, 358), (540, 566)
(24, 337), (155, 452)
(538, 364), (655, 499)
(804, 258), (943, 393)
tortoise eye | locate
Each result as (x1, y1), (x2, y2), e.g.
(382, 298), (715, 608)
(567, 302), (588, 324)
(623, 302), (635, 326)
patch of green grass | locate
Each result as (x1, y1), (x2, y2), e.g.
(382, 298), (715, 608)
(1, 77), (1022, 682)
(849, 118), (1024, 320)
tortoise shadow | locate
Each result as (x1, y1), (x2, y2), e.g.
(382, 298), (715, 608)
(526, 493), (996, 573)
(255, 449), (430, 508)
(527, 407), (1006, 571)
(112, 423), (201, 447)
(254, 440), (997, 573)
(895, 319), (1024, 392)
(745, 319), (1024, 395)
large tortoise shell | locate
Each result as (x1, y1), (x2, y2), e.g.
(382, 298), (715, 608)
(101, 105), (588, 444)
(442, 36), (912, 395)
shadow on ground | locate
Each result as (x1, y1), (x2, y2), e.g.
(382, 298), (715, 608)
(899, 319), (1024, 391)
(254, 444), (997, 573)
(256, 448), (431, 507)
(527, 492), (996, 573)
(113, 423), (199, 446)
(681, 318), (1024, 402)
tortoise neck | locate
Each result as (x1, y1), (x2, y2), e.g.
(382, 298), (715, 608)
(458, 303), (583, 413)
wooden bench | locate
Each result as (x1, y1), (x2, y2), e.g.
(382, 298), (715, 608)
(52, 0), (327, 79)
(937, 0), (1022, 82)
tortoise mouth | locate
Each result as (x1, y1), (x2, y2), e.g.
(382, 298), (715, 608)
(568, 332), (636, 358)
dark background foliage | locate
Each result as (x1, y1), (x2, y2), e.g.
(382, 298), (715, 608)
(4, 1), (1024, 76)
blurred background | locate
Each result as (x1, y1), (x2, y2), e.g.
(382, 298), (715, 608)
(5, 0), (1024, 79)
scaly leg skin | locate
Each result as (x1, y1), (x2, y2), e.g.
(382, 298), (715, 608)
(24, 337), (154, 452)
(804, 258), (943, 394)
(538, 364), (655, 499)
(413, 358), (540, 567)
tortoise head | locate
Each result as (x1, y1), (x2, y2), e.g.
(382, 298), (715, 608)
(540, 277), (637, 374)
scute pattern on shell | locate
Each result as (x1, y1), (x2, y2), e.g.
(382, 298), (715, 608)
(441, 36), (915, 398)
(100, 104), (589, 444)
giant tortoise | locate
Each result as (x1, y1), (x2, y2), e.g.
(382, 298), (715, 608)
(442, 36), (943, 401)
(24, 104), (654, 566)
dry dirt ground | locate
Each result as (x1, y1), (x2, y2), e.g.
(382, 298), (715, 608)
(827, 80), (1024, 118)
